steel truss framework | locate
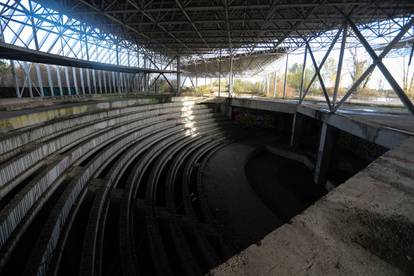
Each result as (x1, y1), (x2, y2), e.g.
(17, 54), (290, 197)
(0, 0), (413, 115)
(38, 1), (413, 57)
(0, 0), (180, 97)
(296, 15), (414, 115)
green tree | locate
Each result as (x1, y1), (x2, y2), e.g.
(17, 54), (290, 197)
(348, 47), (372, 90)
(0, 60), (11, 86)
(287, 62), (315, 91)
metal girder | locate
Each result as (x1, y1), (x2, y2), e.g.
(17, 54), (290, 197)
(334, 16), (414, 114)
(306, 43), (332, 110)
(332, 23), (348, 106)
(299, 28), (342, 103)
(347, 16), (414, 115)
(27, 0), (414, 58)
(0, 42), (176, 74)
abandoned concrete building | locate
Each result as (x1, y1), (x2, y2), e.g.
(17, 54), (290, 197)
(0, 1), (413, 275)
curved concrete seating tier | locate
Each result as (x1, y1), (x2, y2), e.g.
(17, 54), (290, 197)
(0, 98), (244, 276)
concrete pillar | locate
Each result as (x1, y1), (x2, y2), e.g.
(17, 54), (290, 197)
(314, 122), (337, 186)
(290, 113), (304, 147)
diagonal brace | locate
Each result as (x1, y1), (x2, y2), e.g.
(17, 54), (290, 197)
(334, 16), (414, 114)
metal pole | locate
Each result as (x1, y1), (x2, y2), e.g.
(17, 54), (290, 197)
(23, 62), (33, 98)
(218, 49), (222, 97)
(300, 29), (342, 103)
(11, 61), (20, 98)
(229, 53), (234, 96)
(273, 71), (277, 98)
(103, 71), (108, 94)
(29, 0), (44, 97)
(56, 66), (63, 96)
(79, 68), (85, 95)
(72, 67), (79, 95)
(92, 69), (97, 94)
(307, 43), (332, 110)
(177, 55), (181, 95)
(283, 53), (289, 99)
(98, 70), (103, 94)
(299, 47), (308, 100)
(333, 24), (347, 107)
(123, 73), (128, 93)
(46, 65), (54, 96)
(86, 69), (92, 94)
(195, 62), (198, 91)
(64, 66), (71, 95)
(266, 74), (270, 96)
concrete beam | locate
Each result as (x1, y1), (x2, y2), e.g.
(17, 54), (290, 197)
(297, 105), (412, 149)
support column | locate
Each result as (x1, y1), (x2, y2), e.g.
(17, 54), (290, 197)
(46, 65), (54, 96)
(29, 0), (44, 97)
(283, 53), (289, 99)
(266, 74), (270, 96)
(86, 69), (92, 94)
(218, 49), (222, 97)
(98, 70), (103, 93)
(290, 112), (304, 147)
(299, 47), (308, 100)
(23, 62), (33, 97)
(273, 71), (277, 97)
(333, 24), (347, 107)
(92, 69), (97, 94)
(176, 55), (181, 95)
(56, 66), (63, 96)
(64, 66), (70, 95)
(72, 67), (79, 95)
(229, 54), (234, 97)
(314, 122), (337, 186)
(79, 68), (85, 95)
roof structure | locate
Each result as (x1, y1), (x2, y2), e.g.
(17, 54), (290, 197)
(38, 0), (414, 57)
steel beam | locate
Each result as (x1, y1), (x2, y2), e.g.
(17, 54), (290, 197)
(306, 43), (332, 110)
(346, 17), (414, 115)
(332, 23), (347, 107)
(176, 55), (181, 95)
(334, 17), (414, 113)
(299, 47), (308, 100)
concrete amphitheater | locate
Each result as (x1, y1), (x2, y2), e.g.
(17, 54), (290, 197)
(0, 1), (414, 276)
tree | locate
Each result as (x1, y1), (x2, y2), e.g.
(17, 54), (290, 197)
(287, 62), (315, 91)
(402, 55), (414, 98)
(321, 58), (337, 87)
(348, 47), (372, 90)
(0, 60), (11, 86)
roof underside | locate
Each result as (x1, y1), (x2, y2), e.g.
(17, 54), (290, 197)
(39, 1), (414, 57)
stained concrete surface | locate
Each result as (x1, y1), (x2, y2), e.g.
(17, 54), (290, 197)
(201, 133), (326, 254)
(202, 143), (283, 252)
(245, 151), (326, 222)
(210, 137), (414, 276)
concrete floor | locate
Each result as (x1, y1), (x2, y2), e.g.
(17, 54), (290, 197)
(211, 137), (414, 276)
(202, 143), (283, 252)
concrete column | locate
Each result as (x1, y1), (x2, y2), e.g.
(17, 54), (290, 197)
(314, 122), (337, 186)
(290, 113), (304, 147)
